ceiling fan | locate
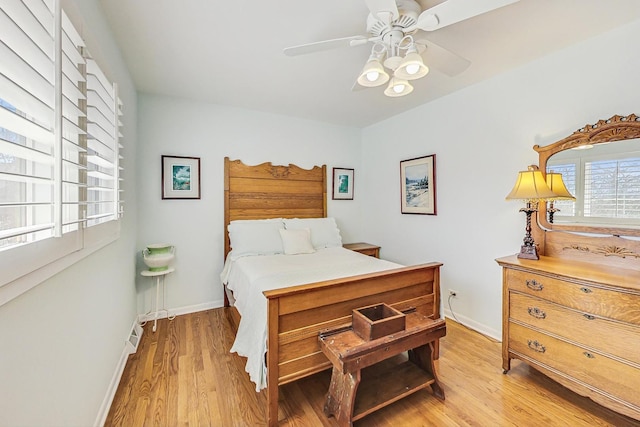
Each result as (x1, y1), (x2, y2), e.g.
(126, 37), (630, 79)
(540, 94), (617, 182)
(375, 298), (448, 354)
(284, 0), (520, 97)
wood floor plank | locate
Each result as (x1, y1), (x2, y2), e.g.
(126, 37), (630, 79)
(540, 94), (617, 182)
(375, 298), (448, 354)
(105, 308), (640, 426)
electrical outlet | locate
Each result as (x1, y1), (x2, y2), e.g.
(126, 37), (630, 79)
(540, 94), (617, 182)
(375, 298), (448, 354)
(449, 290), (458, 297)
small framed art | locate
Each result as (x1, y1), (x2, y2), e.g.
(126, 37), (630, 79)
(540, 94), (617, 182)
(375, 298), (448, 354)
(162, 155), (201, 199)
(400, 154), (436, 215)
(332, 167), (354, 200)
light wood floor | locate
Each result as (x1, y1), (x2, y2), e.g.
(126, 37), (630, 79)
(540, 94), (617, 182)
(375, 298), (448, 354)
(106, 308), (640, 426)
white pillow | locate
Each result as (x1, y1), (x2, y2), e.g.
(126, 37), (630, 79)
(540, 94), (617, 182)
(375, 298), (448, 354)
(227, 218), (285, 256)
(279, 228), (315, 255)
(283, 217), (342, 249)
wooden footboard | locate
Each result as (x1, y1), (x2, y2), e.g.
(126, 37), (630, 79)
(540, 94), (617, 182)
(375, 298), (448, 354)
(263, 262), (442, 426)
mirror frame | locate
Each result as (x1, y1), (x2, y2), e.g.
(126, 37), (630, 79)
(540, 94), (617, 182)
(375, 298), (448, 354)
(534, 113), (640, 237)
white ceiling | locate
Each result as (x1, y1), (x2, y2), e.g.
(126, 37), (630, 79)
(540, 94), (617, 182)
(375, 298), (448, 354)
(98, 0), (640, 128)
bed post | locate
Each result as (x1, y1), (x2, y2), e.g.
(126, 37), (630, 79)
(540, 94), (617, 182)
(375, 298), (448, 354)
(322, 164), (327, 217)
(266, 295), (280, 426)
(223, 157), (231, 307)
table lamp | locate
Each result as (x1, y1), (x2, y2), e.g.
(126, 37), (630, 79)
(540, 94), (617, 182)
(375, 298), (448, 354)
(545, 171), (576, 223)
(505, 165), (558, 260)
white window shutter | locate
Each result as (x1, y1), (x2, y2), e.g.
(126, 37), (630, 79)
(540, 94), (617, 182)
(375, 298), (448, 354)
(0, 0), (56, 247)
(0, 1), (123, 298)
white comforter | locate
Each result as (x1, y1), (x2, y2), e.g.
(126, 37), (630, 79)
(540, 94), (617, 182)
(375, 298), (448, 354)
(220, 246), (402, 391)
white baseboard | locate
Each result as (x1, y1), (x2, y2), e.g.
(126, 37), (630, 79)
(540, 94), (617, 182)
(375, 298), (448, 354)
(137, 299), (224, 323)
(442, 307), (502, 342)
(94, 318), (141, 427)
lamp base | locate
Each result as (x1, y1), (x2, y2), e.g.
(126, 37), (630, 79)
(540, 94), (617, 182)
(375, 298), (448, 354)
(517, 244), (539, 260)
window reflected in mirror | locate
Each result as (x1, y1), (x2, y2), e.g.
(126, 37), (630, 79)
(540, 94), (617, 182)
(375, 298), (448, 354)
(547, 138), (640, 227)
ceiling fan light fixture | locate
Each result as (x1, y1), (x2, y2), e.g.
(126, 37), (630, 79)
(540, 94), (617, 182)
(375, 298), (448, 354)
(394, 49), (429, 80)
(384, 77), (413, 97)
(357, 58), (389, 87)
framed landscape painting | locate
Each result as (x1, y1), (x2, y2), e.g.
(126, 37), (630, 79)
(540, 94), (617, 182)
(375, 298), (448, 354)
(332, 167), (354, 200)
(400, 154), (436, 215)
(162, 155), (201, 199)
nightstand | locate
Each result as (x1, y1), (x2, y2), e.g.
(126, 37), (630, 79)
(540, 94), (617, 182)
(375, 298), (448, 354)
(343, 242), (380, 258)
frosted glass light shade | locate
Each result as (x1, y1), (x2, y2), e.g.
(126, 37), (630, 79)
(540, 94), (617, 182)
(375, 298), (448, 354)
(383, 77), (413, 97)
(357, 59), (389, 87)
(394, 51), (429, 80)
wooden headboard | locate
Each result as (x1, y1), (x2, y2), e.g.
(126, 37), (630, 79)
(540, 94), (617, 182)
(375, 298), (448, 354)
(224, 157), (327, 257)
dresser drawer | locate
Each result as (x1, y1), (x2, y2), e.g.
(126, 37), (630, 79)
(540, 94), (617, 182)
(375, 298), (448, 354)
(509, 322), (640, 408)
(506, 269), (640, 325)
(510, 292), (640, 365)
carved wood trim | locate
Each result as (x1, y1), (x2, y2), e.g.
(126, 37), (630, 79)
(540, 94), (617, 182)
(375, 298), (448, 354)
(541, 230), (640, 270)
(534, 114), (640, 155)
(562, 244), (640, 259)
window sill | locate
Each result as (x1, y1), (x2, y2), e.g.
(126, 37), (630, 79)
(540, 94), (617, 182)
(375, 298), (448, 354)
(0, 221), (120, 307)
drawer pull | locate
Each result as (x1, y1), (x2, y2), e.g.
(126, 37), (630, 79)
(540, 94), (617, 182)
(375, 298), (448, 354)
(526, 279), (544, 291)
(527, 307), (546, 319)
(583, 352), (595, 359)
(527, 340), (546, 353)
(580, 287), (592, 294)
(583, 314), (595, 320)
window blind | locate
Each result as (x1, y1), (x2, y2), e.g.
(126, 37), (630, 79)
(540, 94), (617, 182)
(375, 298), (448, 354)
(0, 0), (122, 254)
(546, 163), (576, 218)
(60, 7), (86, 235)
(85, 58), (121, 227)
(584, 158), (640, 219)
(0, 0), (57, 249)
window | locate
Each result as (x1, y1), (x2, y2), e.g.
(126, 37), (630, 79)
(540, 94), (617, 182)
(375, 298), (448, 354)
(0, 0), (123, 299)
(583, 157), (640, 219)
(547, 142), (640, 226)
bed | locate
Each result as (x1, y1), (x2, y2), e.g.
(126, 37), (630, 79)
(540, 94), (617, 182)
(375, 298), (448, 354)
(222, 157), (443, 426)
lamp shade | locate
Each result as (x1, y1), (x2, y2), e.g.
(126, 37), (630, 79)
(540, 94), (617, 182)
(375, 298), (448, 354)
(357, 59), (389, 87)
(394, 50), (429, 80)
(505, 166), (558, 202)
(384, 77), (413, 97)
(545, 172), (576, 200)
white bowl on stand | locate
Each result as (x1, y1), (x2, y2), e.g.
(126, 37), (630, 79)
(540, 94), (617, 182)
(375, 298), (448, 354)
(143, 244), (175, 272)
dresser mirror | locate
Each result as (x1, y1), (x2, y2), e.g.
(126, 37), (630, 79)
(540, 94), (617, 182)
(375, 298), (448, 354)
(534, 114), (640, 237)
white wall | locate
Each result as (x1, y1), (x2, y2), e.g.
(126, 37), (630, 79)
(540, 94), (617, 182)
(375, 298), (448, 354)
(136, 96), (362, 314)
(360, 20), (640, 338)
(0, 1), (138, 425)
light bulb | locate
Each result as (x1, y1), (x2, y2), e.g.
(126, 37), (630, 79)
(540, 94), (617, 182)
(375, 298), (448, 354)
(405, 64), (420, 75)
(393, 83), (405, 94)
(366, 71), (380, 82)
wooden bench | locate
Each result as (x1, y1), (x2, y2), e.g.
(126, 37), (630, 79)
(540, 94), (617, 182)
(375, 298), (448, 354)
(318, 313), (447, 426)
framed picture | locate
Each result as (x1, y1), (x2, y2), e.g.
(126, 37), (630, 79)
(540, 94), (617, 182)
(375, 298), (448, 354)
(332, 167), (354, 200)
(161, 155), (201, 199)
(400, 154), (436, 215)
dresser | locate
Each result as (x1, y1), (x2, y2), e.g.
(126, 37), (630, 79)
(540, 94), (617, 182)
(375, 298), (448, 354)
(497, 255), (640, 421)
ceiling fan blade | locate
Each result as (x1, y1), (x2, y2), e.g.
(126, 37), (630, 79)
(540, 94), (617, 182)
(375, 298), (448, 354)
(415, 37), (470, 77)
(283, 35), (367, 56)
(416, 0), (520, 31)
(365, 0), (399, 21)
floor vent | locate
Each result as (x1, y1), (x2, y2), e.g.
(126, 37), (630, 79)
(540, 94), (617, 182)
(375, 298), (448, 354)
(125, 321), (144, 354)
